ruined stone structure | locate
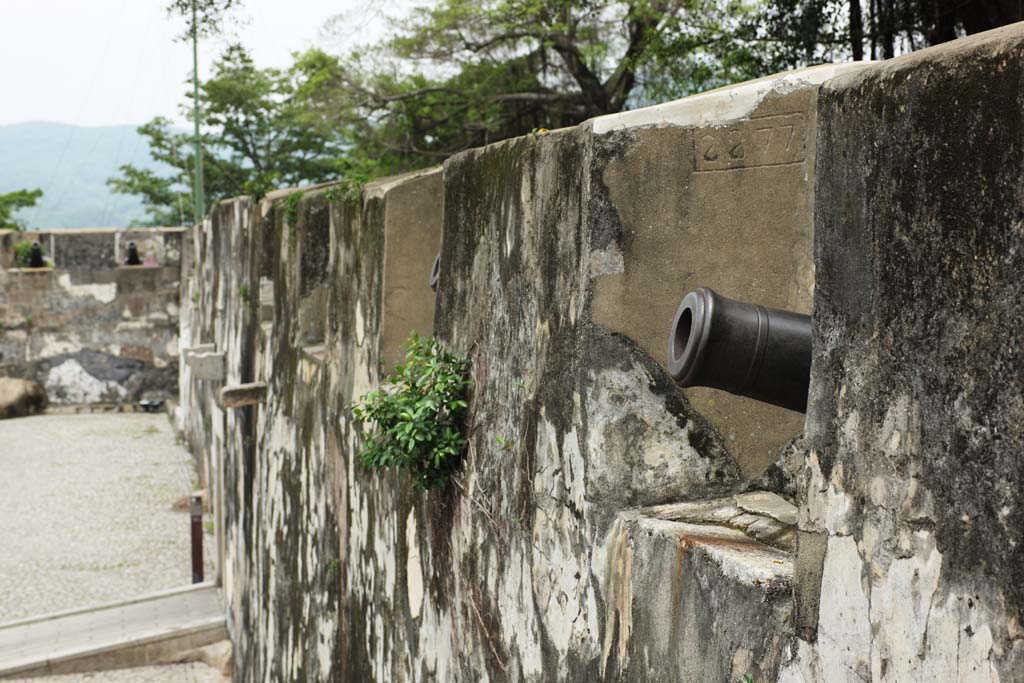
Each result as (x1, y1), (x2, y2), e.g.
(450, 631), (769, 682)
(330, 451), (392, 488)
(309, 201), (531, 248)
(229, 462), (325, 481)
(0, 227), (183, 404)
(178, 24), (1024, 682)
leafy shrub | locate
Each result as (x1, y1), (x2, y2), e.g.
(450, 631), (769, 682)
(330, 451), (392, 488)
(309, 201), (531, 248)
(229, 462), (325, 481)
(352, 334), (470, 490)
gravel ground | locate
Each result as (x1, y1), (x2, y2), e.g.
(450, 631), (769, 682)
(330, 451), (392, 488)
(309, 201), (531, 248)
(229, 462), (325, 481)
(7, 663), (229, 682)
(0, 413), (215, 621)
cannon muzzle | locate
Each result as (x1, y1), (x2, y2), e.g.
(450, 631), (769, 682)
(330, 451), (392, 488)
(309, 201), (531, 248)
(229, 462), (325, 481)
(667, 287), (811, 413)
(125, 241), (142, 266)
(29, 242), (45, 268)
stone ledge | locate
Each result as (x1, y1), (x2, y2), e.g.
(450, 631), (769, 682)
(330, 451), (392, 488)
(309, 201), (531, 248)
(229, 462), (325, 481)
(220, 382), (267, 408)
(184, 346), (225, 381)
(644, 490), (797, 551)
(602, 510), (793, 680)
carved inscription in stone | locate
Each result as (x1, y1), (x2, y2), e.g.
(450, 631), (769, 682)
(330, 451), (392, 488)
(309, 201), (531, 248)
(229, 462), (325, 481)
(695, 113), (806, 172)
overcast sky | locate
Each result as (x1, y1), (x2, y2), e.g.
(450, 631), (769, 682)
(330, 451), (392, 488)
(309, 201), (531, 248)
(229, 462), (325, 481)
(0, 0), (412, 127)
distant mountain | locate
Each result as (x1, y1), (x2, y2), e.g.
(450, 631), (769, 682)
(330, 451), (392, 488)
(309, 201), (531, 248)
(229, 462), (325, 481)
(0, 121), (184, 229)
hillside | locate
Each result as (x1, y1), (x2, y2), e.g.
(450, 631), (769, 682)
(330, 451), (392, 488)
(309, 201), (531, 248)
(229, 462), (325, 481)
(0, 122), (181, 229)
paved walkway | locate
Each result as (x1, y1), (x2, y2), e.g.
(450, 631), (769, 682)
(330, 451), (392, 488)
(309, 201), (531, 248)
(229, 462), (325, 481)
(0, 413), (215, 621)
(0, 585), (226, 679)
(8, 663), (229, 682)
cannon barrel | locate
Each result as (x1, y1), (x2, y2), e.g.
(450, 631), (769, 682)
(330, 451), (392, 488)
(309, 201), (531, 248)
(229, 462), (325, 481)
(667, 287), (811, 413)
(29, 242), (44, 268)
(125, 241), (142, 266)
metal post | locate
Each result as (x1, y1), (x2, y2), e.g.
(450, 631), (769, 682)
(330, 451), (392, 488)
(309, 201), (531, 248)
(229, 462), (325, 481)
(190, 0), (206, 226)
(190, 494), (204, 584)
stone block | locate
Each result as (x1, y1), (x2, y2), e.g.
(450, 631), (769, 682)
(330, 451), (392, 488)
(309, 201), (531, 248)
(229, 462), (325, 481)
(185, 346), (225, 381)
(787, 22), (1024, 681)
(51, 229), (117, 268)
(602, 512), (793, 681)
(588, 63), (866, 476)
(220, 382), (266, 408)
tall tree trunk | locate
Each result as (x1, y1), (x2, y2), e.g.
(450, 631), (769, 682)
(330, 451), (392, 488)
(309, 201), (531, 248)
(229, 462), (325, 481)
(880, 0), (895, 58)
(869, 0), (878, 58)
(850, 0), (865, 60)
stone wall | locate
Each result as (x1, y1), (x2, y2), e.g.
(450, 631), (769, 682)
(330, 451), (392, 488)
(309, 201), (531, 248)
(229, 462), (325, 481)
(781, 24), (1024, 681)
(179, 22), (1024, 683)
(0, 227), (182, 403)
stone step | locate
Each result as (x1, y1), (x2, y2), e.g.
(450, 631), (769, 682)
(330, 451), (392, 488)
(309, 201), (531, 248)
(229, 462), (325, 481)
(0, 584), (226, 678)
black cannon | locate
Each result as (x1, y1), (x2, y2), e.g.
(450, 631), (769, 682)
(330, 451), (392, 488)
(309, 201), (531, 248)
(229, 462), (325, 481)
(667, 287), (812, 413)
(125, 241), (142, 266)
(28, 242), (45, 268)
(429, 252), (440, 292)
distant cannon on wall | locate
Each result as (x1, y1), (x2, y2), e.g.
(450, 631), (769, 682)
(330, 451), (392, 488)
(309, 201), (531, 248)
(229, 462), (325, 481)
(125, 241), (142, 266)
(667, 287), (812, 413)
(29, 242), (45, 268)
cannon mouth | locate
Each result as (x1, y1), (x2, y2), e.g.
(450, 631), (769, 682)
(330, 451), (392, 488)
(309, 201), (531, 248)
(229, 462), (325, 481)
(667, 287), (714, 386)
(429, 252), (440, 291)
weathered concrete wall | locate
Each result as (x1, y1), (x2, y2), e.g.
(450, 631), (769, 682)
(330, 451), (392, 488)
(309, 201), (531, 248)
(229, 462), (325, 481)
(782, 24), (1024, 681)
(179, 64), (863, 682)
(0, 228), (183, 403)
(179, 24), (1024, 682)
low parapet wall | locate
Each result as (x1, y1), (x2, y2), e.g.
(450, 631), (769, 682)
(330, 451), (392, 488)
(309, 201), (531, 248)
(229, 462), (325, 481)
(0, 227), (184, 404)
(179, 22), (1024, 682)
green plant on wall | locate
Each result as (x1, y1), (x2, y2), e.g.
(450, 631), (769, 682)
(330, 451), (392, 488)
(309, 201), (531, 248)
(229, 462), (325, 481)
(352, 334), (470, 491)
(324, 173), (369, 206)
(284, 190), (304, 249)
(239, 283), (250, 304)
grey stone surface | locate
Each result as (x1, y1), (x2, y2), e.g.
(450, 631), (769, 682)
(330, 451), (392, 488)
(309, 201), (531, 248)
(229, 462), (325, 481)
(379, 168), (443, 371)
(0, 413), (215, 621)
(614, 513), (793, 681)
(734, 491), (797, 526)
(184, 349), (225, 381)
(782, 22), (1024, 681)
(0, 229), (181, 404)
(588, 64), (866, 477)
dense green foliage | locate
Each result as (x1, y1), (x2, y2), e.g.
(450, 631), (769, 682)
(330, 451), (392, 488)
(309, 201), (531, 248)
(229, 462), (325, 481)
(107, 45), (352, 225)
(352, 336), (471, 491)
(109, 0), (1020, 223)
(301, 0), (782, 173)
(0, 188), (42, 230)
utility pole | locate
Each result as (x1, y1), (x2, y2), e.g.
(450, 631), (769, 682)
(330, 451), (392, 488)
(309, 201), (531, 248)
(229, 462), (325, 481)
(190, 0), (206, 226)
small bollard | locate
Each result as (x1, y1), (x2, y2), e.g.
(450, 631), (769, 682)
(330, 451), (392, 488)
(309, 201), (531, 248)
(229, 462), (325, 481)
(190, 494), (204, 584)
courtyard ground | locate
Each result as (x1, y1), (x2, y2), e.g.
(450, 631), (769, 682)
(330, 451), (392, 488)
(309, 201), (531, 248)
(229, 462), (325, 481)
(0, 412), (225, 682)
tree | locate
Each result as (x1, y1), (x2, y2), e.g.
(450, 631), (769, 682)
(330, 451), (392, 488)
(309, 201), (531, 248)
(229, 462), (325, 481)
(0, 189), (43, 230)
(165, 0), (241, 39)
(300, 0), (776, 174)
(108, 45), (350, 225)
(764, 0), (1023, 65)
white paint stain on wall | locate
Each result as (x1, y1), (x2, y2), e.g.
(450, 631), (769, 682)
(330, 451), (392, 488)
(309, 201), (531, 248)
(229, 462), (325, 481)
(45, 359), (127, 403)
(56, 273), (117, 304)
(406, 509), (424, 619)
